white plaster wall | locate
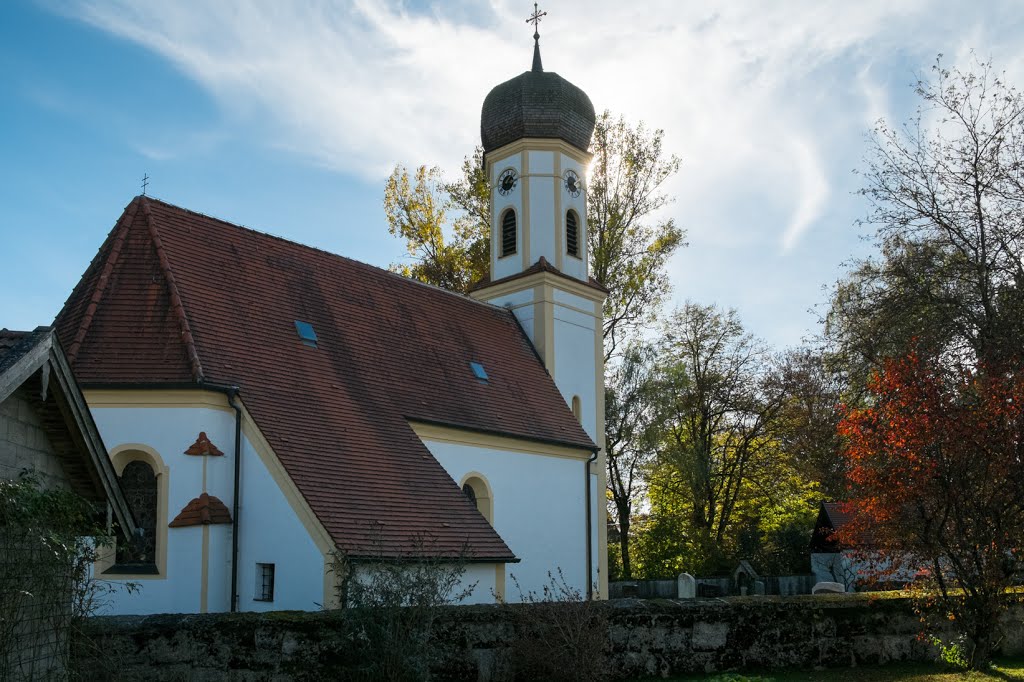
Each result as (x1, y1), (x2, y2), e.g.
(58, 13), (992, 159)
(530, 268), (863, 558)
(91, 406), (233, 615)
(350, 562), (497, 606)
(811, 552), (855, 590)
(235, 429), (325, 612)
(484, 289), (535, 313)
(552, 303), (599, 443)
(527, 155), (556, 268)
(88, 404), (324, 614)
(491, 152), (524, 281)
(423, 438), (590, 601)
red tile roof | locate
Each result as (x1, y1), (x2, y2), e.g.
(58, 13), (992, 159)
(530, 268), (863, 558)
(56, 196), (597, 561)
(184, 432), (224, 457)
(169, 493), (232, 527)
(811, 501), (875, 550)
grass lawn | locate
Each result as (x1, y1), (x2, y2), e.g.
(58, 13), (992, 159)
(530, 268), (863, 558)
(649, 658), (1024, 681)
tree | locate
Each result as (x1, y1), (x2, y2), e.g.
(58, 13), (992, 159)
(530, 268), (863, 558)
(589, 112), (685, 361)
(644, 303), (790, 574)
(827, 57), (1024, 385)
(772, 348), (846, 499)
(604, 343), (658, 579)
(383, 148), (490, 294)
(839, 350), (1024, 668)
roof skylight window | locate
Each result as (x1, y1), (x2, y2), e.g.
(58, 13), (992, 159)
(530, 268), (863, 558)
(470, 361), (489, 383)
(294, 320), (318, 348)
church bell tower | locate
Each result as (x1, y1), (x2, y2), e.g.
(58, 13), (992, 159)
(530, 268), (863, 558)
(470, 8), (608, 598)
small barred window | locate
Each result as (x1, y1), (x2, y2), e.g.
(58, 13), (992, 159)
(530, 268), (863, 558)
(255, 563), (275, 602)
(566, 210), (580, 258)
(501, 209), (517, 257)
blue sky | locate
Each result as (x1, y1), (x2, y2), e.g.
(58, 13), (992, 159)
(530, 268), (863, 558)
(2, 1), (1023, 350)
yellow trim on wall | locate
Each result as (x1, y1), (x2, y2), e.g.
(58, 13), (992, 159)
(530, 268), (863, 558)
(495, 563), (506, 602)
(485, 138), (592, 169)
(520, 149), (531, 271)
(200, 525), (210, 613)
(84, 389), (233, 411)
(471, 269), (606, 307)
(96, 443), (170, 580)
(531, 284), (555, 374)
(554, 152), (564, 272)
(594, 307), (608, 600)
(409, 421), (592, 461)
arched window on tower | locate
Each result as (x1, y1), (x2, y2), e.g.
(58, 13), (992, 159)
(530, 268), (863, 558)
(115, 460), (158, 571)
(500, 209), (517, 257)
(572, 395), (582, 422)
(566, 209), (580, 258)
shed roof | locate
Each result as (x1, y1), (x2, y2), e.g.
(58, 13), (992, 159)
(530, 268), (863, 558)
(0, 326), (135, 537)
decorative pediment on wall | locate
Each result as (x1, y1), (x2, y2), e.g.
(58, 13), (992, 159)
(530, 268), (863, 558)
(169, 493), (232, 527)
(184, 431), (224, 457)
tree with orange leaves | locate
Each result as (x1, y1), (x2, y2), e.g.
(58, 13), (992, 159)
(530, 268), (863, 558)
(839, 350), (1024, 668)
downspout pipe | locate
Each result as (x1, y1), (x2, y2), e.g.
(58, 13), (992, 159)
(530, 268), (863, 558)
(199, 382), (243, 612)
(227, 389), (242, 612)
(585, 449), (599, 601)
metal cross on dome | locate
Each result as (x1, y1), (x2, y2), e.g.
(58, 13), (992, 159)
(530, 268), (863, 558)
(526, 2), (546, 40)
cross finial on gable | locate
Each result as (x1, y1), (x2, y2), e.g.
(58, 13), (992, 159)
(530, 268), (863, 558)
(141, 173), (150, 196)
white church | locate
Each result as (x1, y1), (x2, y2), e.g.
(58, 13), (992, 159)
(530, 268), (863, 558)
(56, 32), (609, 614)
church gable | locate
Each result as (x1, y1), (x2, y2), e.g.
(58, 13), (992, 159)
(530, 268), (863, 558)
(56, 196), (596, 561)
(58, 201), (197, 384)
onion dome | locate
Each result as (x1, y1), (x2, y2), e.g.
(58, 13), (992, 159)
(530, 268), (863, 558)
(480, 40), (596, 155)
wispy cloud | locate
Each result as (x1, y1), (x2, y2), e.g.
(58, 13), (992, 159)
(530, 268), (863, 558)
(62, 0), (1024, 251)
(48, 0), (1024, 347)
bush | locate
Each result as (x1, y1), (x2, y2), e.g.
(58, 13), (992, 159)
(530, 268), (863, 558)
(0, 472), (117, 680)
(504, 569), (609, 682)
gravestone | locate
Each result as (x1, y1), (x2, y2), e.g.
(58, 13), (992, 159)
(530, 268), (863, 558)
(753, 580), (766, 595)
(812, 581), (845, 595)
(677, 572), (696, 599)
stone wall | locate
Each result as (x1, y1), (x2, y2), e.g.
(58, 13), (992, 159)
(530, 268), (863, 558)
(0, 385), (68, 488)
(73, 595), (1024, 681)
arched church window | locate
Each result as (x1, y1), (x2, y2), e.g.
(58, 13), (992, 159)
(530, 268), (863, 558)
(116, 460), (158, 569)
(566, 210), (580, 258)
(572, 395), (582, 422)
(500, 209), (517, 257)
(461, 475), (493, 524)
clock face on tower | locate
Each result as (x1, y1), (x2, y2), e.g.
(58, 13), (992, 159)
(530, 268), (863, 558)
(564, 170), (581, 198)
(498, 169), (518, 196)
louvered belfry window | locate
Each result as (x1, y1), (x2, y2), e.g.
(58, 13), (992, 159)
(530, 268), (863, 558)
(501, 209), (517, 257)
(566, 210), (580, 257)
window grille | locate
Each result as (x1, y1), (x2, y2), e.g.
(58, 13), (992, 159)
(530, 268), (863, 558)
(255, 563), (275, 601)
(115, 460), (157, 568)
(566, 210), (579, 257)
(501, 209), (517, 257)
